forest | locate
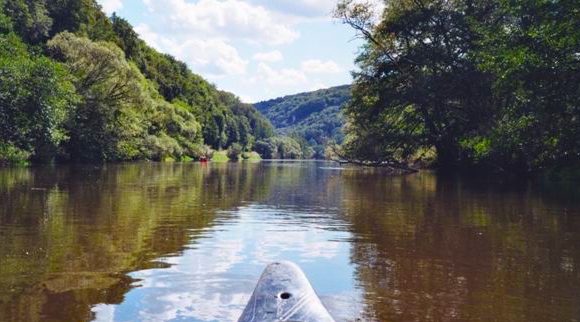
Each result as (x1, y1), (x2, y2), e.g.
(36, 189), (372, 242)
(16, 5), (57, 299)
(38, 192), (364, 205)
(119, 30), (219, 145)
(334, 0), (580, 176)
(1, 0), (578, 173)
(255, 85), (350, 159)
(0, 0), (275, 163)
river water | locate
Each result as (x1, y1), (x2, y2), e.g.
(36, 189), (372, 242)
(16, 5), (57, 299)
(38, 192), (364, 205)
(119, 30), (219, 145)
(0, 162), (579, 322)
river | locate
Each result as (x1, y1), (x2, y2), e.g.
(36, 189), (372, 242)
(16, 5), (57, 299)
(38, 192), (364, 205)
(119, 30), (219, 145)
(0, 161), (579, 321)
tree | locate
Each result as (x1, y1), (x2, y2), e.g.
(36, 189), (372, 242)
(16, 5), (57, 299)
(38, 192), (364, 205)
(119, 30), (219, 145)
(3, 0), (53, 43)
(0, 0), (274, 163)
(254, 85), (349, 156)
(471, 0), (580, 172)
(255, 140), (276, 159)
(336, 0), (497, 169)
(227, 143), (243, 161)
(46, 32), (206, 162)
(0, 0), (12, 33)
(0, 33), (77, 162)
(47, 32), (144, 161)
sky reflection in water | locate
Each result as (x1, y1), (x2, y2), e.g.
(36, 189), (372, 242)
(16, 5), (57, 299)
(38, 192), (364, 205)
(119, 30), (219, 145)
(1, 162), (579, 322)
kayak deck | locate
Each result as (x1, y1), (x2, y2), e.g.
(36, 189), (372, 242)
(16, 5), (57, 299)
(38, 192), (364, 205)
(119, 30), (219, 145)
(238, 261), (335, 322)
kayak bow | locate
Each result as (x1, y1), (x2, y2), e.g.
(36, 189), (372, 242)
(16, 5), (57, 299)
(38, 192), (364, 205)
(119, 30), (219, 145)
(238, 261), (335, 322)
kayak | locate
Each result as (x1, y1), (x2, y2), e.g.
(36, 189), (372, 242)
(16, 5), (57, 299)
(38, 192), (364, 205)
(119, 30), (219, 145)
(238, 261), (335, 322)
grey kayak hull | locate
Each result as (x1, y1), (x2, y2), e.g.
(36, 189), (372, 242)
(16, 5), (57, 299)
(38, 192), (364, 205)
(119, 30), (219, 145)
(238, 261), (335, 322)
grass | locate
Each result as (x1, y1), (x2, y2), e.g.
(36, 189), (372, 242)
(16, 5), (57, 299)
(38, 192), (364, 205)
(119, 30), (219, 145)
(211, 150), (262, 163)
(211, 150), (230, 163)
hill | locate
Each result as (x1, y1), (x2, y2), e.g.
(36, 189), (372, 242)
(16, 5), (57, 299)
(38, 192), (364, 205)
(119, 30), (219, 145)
(254, 85), (351, 158)
(0, 0), (273, 163)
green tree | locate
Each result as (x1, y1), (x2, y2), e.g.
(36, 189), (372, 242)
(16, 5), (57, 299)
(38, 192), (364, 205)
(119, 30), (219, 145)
(47, 32), (144, 161)
(336, 0), (495, 168)
(0, 0), (273, 163)
(472, 0), (580, 172)
(0, 0), (12, 33)
(255, 140), (276, 159)
(227, 143), (243, 161)
(46, 0), (116, 41)
(0, 33), (77, 162)
(254, 85), (349, 157)
(3, 0), (53, 43)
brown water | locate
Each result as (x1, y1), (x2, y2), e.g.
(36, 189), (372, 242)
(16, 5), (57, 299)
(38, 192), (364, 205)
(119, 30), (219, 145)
(0, 162), (579, 322)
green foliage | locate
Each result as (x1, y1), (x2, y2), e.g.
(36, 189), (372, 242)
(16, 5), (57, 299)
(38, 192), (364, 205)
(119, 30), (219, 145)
(219, 91), (274, 149)
(227, 143), (243, 161)
(0, 0), (272, 164)
(255, 136), (303, 160)
(472, 0), (580, 172)
(337, 0), (580, 174)
(0, 0), (11, 33)
(46, 32), (207, 162)
(47, 0), (117, 41)
(254, 140), (277, 159)
(3, 0), (52, 43)
(47, 32), (144, 161)
(211, 150), (229, 163)
(0, 143), (31, 164)
(0, 33), (77, 162)
(255, 85), (350, 158)
(193, 144), (214, 161)
(110, 15), (274, 151)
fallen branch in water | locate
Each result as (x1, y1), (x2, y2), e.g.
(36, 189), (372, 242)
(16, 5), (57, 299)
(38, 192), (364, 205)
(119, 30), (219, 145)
(329, 145), (419, 173)
(333, 158), (419, 173)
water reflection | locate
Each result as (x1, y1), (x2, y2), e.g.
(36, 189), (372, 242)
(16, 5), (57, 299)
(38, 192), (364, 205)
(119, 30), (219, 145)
(339, 172), (580, 321)
(0, 163), (275, 322)
(0, 163), (579, 322)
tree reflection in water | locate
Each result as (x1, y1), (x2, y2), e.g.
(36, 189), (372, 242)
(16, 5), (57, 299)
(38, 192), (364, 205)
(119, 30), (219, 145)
(339, 171), (580, 322)
(0, 163), (579, 322)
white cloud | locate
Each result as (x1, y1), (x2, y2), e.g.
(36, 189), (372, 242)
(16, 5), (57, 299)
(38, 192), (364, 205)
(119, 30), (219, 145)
(301, 59), (342, 74)
(178, 39), (248, 76)
(253, 50), (284, 63)
(142, 0), (299, 45)
(99, 0), (355, 101)
(310, 82), (329, 91)
(247, 58), (344, 99)
(98, 0), (123, 15)
(134, 23), (161, 50)
(252, 58), (341, 87)
(249, 0), (337, 18)
(253, 62), (308, 87)
(135, 23), (248, 76)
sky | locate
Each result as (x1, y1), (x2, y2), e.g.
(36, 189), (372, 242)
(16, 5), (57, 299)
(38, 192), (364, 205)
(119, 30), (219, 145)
(95, 0), (364, 103)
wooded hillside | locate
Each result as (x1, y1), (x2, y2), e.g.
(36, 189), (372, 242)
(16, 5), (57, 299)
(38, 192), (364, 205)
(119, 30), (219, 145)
(0, 0), (274, 163)
(255, 85), (350, 158)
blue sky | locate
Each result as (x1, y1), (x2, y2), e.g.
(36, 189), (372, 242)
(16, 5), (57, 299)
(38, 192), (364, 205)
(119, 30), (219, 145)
(96, 0), (364, 103)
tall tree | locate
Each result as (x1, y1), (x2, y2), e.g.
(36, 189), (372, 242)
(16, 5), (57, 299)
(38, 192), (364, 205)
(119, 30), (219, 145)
(0, 33), (77, 161)
(336, 0), (495, 167)
(473, 0), (580, 172)
(3, 0), (52, 43)
(47, 32), (143, 161)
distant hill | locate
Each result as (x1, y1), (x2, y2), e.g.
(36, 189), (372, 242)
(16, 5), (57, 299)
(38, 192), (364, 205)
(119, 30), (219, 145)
(254, 85), (351, 158)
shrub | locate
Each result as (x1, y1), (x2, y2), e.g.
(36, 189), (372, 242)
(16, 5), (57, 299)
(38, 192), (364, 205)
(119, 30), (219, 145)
(227, 143), (243, 161)
(0, 143), (31, 165)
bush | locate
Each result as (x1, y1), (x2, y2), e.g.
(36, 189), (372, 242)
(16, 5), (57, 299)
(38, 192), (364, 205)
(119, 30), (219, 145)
(254, 137), (303, 159)
(255, 140), (276, 159)
(0, 143), (31, 165)
(143, 134), (183, 161)
(227, 143), (243, 161)
(187, 144), (214, 161)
